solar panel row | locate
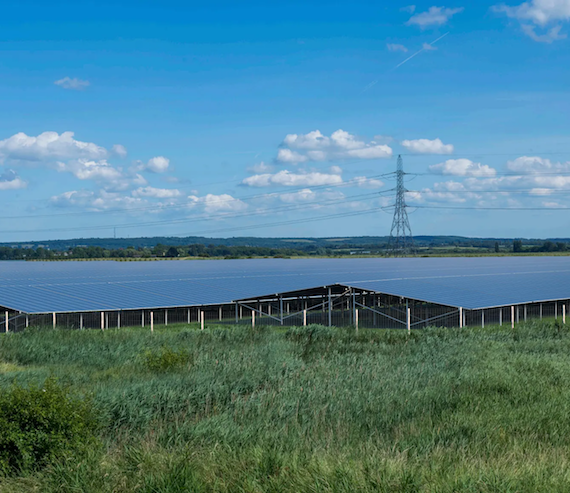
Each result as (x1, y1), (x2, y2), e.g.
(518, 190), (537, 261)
(0, 257), (568, 313)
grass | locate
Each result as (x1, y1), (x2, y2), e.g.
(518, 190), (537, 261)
(1, 322), (570, 491)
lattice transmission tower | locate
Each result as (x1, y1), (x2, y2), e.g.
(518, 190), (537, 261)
(388, 155), (414, 256)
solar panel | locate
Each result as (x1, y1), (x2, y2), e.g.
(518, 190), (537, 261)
(0, 257), (569, 313)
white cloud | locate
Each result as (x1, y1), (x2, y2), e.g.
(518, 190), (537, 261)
(187, 193), (248, 213)
(493, 0), (570, 41)
(54, 77), (90, 90)
(401, 138), (454, 154)
(352, 176), (385, 189)
(242, 170), (344, 187)
(429, 158), (497, 177)
(279, 188), (319, 203)
(387, 43), (409, 52)
(146, 156), (170, 173)
(401, 5), (417, 13)
(0, 131), (107, 163)
(50, 190), (145, 210)
(55, 158), (147, 190)
(0, 170), (27, 190)
(248, 161), (274, 173)
(278, 129), (392, 163)
(111, 144), (128, 158)
(422, 42), (438, 50)
(329, 165), (343, 174)
(132, 186), (181, 198)
(406, 6), (464, 27)
(506, 155), (570, 173)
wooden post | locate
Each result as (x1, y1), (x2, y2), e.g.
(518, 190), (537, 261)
(53, 312), (56, 329)
(251, 310), (255, 329)
(459, 307), (463, 328)
(407, 307), (411, 334)
(150, 311), (154, 332)
(200, 310), (205, 330)
(511, 306), (515, 329)
(303, 309), (307, 326)
(100, 312), (104, 331)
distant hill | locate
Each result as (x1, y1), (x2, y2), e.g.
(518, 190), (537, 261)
(2, 235), (569, 251)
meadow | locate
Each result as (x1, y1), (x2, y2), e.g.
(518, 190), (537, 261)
(1, 321), (570, 492)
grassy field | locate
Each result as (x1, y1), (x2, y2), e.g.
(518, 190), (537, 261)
(2, 322), (570, 492)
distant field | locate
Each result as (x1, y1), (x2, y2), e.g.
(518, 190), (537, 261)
(2, 322), (570, 492)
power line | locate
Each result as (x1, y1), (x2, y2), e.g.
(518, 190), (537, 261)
(388, 155), (413, 256)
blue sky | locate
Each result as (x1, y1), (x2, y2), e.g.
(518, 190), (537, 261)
(1, 0), (570, 242)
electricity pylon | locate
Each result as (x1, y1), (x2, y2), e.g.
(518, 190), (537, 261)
(388, 155), (414, 256)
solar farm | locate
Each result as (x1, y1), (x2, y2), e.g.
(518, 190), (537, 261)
(2, 256), (570, 331)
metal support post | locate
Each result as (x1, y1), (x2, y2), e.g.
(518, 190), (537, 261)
(106, 312), (109, 330)
(219, 306), (222, 321)
(303, 309), (307, 326)
(511, 306), (515, 329)
(407, 306), (411, 334)
(328, 287), (332, 327)
(564, 305), (566, 324)
(5, 311), (8, 333)
(280, 296), (284, 326)
(355, 309), (359, 332)
(26, 314), (29, 328)
(118, 312), (121, 329)
(80, 313), (83, 330)
(482, 310), (485, 328)
(100, 312), (104, 331)
(200, 310), (205, 330)
(235, 303), (239, 324)
(459, 307), (463, 328)
(540, 303), (543, 319)
(517, 306), (520, 323)
(188, 308), (191, 324)
(142, 311), (145, 327)
(165, 309), (168, 326)
(352, 290), (356, 326)
(555, 302), (558, 320)
(239, 305), (243, 319)
(524, 305), (527, 322)
(251, 310), (255, 329)
(150, 311), (154, 332)
(499, 309), (502, 326)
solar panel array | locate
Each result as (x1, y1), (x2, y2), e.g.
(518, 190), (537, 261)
(0, 256), (569, 313)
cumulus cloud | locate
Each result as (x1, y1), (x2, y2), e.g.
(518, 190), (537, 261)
(406, 6), (464, 28)
(506, 155), (570, 173)
(188, 193), (248, 214)
(111, 144), (128, 158)
(401, 138), (454, 154)
(132, 186), (182, 198)
(0, 170), (27, 190)
(493, 0), (570, 41)
(278, 129), (392, 163)
(247, 161), (274, 173)
(352, 176), (385, 188)
(429, 158), (497, 177)
(242, 170), (344, 187)
(0, 131), (107, 163)
(387, 43), (409, 52)
(51, 190), (145, 210)
(54, 77), (90, 90)
(146, 156), (170, 173)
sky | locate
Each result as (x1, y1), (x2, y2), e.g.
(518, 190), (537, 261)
(1, 0), (570, 242)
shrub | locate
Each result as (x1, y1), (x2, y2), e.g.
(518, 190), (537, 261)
(142, 347), (193, 372)
(0, 377), (99, 476)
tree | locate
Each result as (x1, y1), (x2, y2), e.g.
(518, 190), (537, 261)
(513, 240), (523, 253)
(494, 242), (500, 253)
(166, 246), (180, 258)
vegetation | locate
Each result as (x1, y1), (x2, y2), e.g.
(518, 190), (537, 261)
(2, 321), (570, 491)
(3, 235), (570, 260)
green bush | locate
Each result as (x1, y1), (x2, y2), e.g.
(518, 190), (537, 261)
(0, 377), (99, 476)
(142, 347), (192, 372)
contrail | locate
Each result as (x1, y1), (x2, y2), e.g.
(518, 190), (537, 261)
(362, 32), (449, 93)
(394, 32), (449, 69)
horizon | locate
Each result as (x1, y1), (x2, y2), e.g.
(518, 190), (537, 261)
(1, 1), (570, 242)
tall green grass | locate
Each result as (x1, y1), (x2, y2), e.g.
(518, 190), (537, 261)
(2, 321), (570, 491)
